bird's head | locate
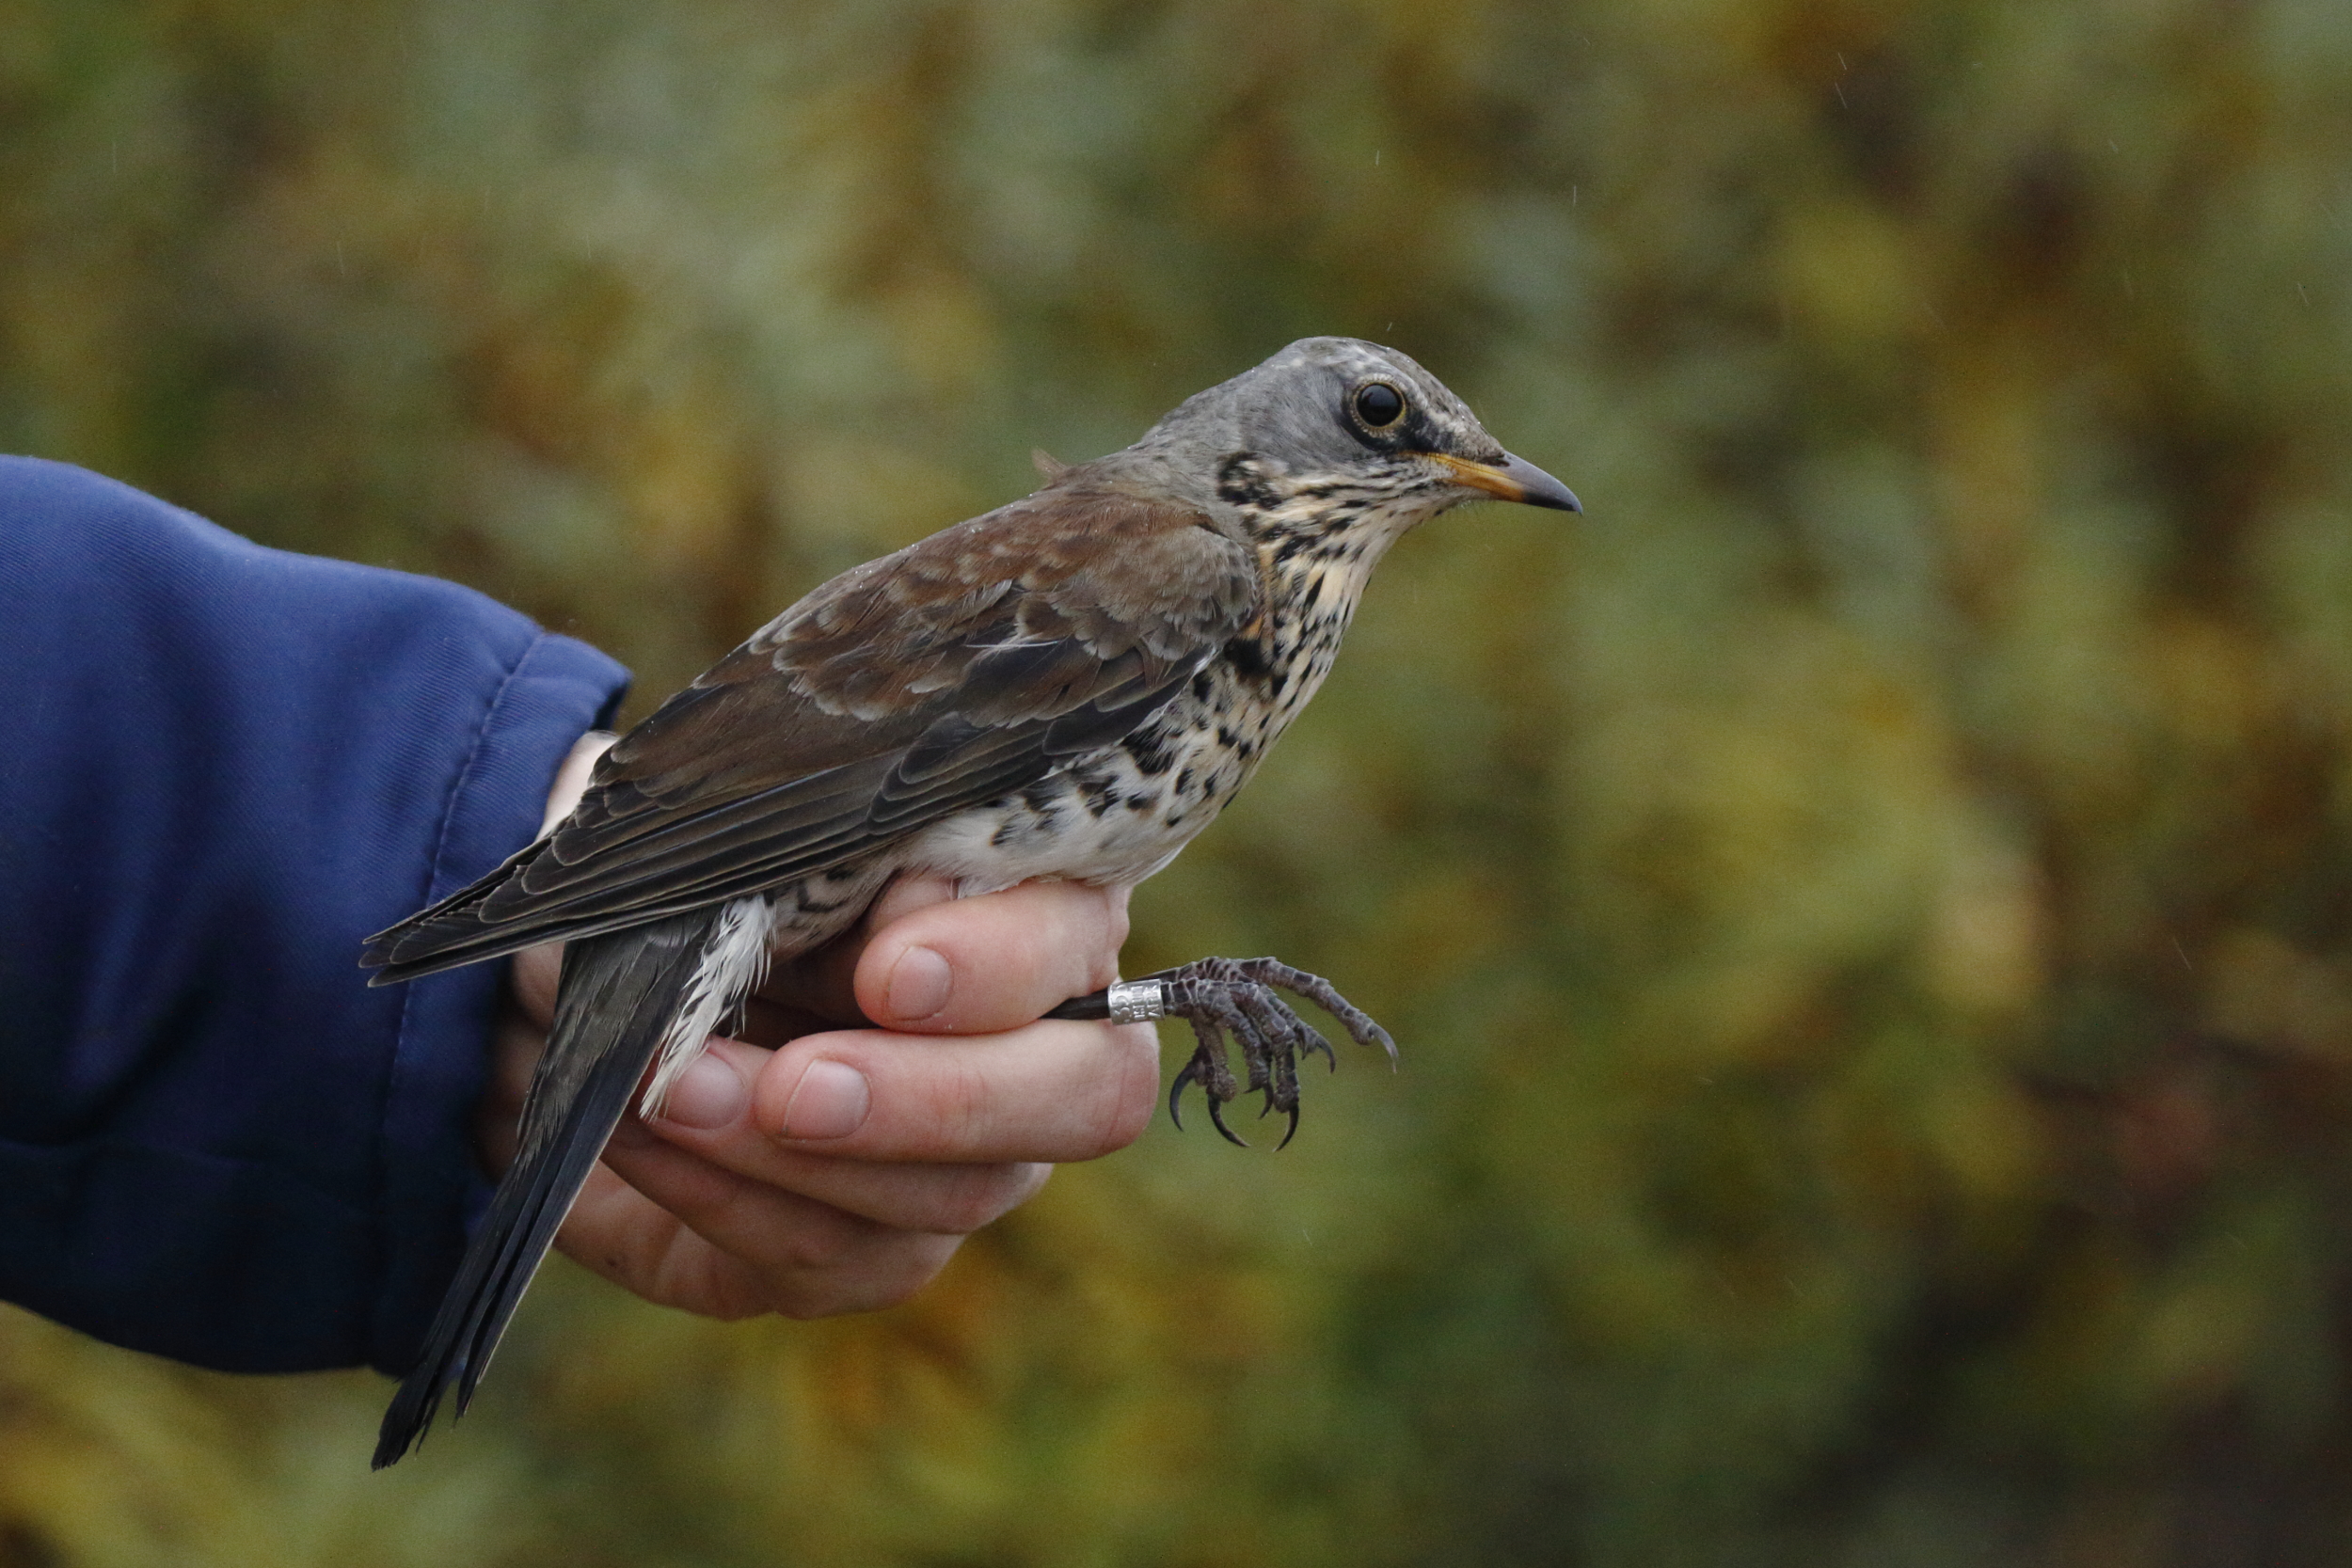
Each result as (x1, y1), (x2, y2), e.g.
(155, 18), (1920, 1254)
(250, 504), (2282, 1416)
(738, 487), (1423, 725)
(1135, 337), (1579, 542)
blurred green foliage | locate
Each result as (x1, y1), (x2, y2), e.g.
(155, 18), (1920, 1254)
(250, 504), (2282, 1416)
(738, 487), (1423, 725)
(7, 0), (2352, 1561)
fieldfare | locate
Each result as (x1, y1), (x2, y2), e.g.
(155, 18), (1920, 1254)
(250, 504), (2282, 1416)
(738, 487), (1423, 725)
(365, 337), (1578, 1465)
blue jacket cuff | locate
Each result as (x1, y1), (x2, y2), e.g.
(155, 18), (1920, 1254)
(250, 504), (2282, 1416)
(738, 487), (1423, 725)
(368, 632), (628, 1376)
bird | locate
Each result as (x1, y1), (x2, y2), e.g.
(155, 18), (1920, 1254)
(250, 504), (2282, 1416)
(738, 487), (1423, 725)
(364, 336), (1578, 1466)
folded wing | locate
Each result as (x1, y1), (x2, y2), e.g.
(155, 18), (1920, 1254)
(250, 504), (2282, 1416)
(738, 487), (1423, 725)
(363, 482), (1255, 982)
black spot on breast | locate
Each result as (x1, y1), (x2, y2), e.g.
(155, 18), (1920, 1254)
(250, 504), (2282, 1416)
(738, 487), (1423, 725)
(1190, 670), (1213, 701)
(1122, 727), (1177, 777)
(1175, 767), (1194, 796)
(1222, 636), (1273, 681)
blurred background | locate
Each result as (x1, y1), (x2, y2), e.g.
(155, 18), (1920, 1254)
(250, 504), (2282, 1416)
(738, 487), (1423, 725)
(6, 0), (2352, 1561)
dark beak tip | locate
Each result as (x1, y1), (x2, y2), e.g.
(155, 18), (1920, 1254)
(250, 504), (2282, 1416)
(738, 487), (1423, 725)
(1500, 452), (1581, 514)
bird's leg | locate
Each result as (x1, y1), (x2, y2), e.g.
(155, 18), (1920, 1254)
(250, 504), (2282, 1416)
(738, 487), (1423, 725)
(1045, 958), (1395, 1149)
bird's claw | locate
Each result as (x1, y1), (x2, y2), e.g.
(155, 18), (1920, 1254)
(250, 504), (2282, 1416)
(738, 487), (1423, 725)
(1146, 957), (1393, 1150)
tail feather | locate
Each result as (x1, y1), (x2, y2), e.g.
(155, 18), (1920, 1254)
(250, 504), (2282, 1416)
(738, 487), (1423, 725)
(373, 908), (720, 1469)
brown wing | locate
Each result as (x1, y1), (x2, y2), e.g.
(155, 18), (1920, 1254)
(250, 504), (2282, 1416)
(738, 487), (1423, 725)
(363, 481), (1255, 981)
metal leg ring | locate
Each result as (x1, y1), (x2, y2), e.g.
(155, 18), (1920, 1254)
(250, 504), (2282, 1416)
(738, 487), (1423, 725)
(1105, 978), (1171, 1025)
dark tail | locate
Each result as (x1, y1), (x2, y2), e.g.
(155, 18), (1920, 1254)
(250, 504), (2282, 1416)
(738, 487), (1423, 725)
(373, 908), (720, 1468)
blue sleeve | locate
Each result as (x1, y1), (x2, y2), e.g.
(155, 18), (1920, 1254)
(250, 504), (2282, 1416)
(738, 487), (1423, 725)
(0, 457), (631, 1376)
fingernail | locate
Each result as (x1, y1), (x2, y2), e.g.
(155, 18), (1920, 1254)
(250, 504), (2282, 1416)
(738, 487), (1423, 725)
(660, 1053), (748, 1130)
(780, 1059), (870, 1140)
(884, 945), (952, 1022)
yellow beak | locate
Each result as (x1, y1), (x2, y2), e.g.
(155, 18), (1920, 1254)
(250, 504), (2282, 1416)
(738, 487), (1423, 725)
(1430, 451), (1581, 512)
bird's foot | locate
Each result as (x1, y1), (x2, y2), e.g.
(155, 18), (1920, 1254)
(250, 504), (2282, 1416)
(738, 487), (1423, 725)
(1047, 957), (1395, 1148)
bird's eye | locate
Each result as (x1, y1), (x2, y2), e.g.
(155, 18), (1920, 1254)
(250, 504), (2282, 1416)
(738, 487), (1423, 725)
(1352, 382), (1406, 430)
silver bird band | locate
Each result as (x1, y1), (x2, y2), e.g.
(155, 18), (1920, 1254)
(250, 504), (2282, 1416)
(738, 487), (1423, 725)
(1104, 977), (1172, 1025)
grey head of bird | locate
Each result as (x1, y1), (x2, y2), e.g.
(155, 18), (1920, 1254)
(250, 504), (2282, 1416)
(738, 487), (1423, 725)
(1118, 336), (1580, 546)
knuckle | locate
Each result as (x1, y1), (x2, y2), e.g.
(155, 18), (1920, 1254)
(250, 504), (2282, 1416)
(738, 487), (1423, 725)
(1100, 895), (1133, 962)
(937, 1058), (995, 1140)
(765, 1237), (959, 1319)
(698, 1279), (776, 1322)
(769, 1287), (846, 1321)
(1065, 889), (1130, 992)
(930, 1175), (1001, 1234)
(771, 1208), (871, 1275)
(930, 1162), (1047, 1233)
(769, 1286), (853, 1321)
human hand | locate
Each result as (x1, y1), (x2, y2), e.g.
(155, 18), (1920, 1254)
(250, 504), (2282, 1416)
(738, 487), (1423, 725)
(485, 738), (1160, 1321)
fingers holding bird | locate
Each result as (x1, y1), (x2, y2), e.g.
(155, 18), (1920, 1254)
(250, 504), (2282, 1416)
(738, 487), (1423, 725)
(506, 875), (1155, 1320)
(748, 873), (1133, 1036)
(555, 1148), (976, 1321)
